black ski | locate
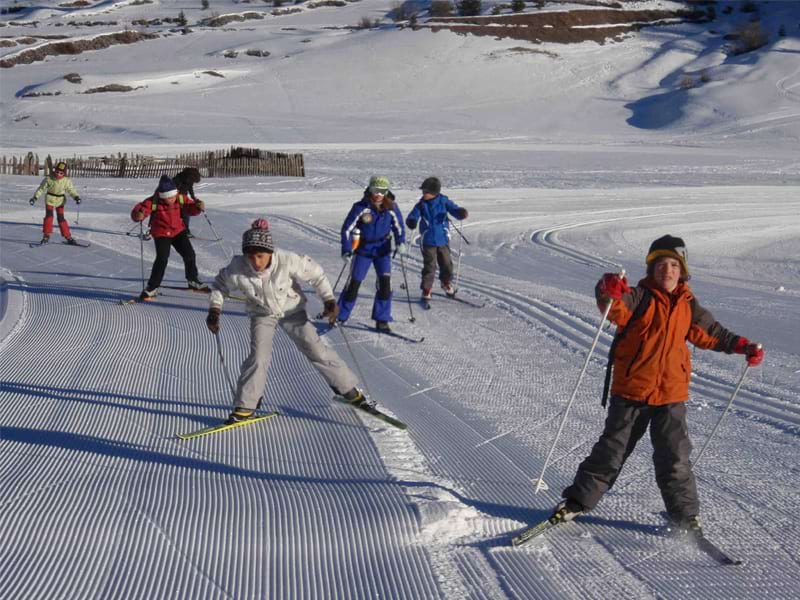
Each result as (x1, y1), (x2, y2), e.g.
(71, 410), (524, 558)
(431, 292), (485, 308)
(64, 240), (91, 248)
(333, 395), (407, 430)
(162, 285), (211, 294)
(29, 241), (48, 248)
(119, 296), (157, 305)
(690, 532), (742, 565)
(338, 322), (424, 343)
(661, 513), (742, 565)
(376, 328), (425, 343)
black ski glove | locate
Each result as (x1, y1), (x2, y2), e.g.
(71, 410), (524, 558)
(74, 196), (82, 205)
(206, 307), (221, 333)
(29, 197), (36, 205)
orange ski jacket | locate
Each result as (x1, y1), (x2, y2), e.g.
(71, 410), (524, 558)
(599, 277), (740, 406)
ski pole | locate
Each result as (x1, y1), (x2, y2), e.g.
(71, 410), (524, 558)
(139, 222), (146, 290)
(451, 222), (471, 245)
(214, 331), (238, 399)
(693, 350), (758, 467)
(454, 222), (464, 291)
(534, 270), (625, 494)
(76, 202), (80, 226)
(398, 253), (416, 323)
(331, 259), (349, 295)
(203, 212), (232, 260)
(338, 322), (376, 403)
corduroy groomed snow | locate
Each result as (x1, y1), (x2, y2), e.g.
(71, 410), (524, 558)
(646, 234), (689, 279)
(156, 175), (178, 199)
(242, 219), (274, 253)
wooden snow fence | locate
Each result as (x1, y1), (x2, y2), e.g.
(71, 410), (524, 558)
(0, 147), (305, 178)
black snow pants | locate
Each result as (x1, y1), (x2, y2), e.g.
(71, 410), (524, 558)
(146, 231), (199, 291)
(420, 244), (454, 291)
(562, 396), (699, 520)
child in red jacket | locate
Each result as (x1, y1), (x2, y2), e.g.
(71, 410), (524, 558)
(131, 175), (207, 300)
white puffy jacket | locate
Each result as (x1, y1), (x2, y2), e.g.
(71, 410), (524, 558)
(210, 251), (334, 318)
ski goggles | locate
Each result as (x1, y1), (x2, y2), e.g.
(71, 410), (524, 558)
(369, 187), (388, 196)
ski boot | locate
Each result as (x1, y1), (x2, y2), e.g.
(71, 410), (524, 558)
(375, 320), (391, 333)
(187, 280), (209, 291)
(139, 288), (158, 302)
(443, 282), (457, 298)
(549, 498), (585, 524)
(65, 238), (79, 246)
(40, 234), (50, 244)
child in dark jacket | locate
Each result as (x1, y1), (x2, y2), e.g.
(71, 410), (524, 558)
(405, 177), (468, 300)
(172, 167), (202, 237)
(549, 235), (765, 535)
(131, 175), (206, 300)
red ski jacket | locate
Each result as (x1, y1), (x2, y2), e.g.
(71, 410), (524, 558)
(131, 194), (202, 238)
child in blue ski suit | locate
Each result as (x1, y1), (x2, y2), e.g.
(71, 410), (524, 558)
(405, 177), (468, 299)
(337, 176), (406, 331)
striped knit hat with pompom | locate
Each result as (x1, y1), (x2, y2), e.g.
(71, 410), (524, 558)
(242, 218), (273, 253)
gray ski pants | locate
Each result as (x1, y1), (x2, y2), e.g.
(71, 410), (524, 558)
(420, 244), (454, 291)
(235, 309), (359, 411)
(562, 396), (699, 519)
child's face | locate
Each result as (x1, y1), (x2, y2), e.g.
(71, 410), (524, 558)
(246, 251), (273, 272)
(421, 192), (436, 200)
(653, 257), (682, 293)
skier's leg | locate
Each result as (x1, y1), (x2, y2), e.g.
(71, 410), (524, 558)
(146, 236), (172, 290)
(372, 253), (393, 323)
(56, 204), (72, 239)
(171, 230), (199, 282)
(438, 245), (454, 287)
(650, 402), (699, 519)
(234, 314), (279, 411)
(337, 254), (370, 322)
(281, 310), (358, 395)
(43, 206), (54, 236)
(562, 396), (649, 510)
(420, 245), (437, 293)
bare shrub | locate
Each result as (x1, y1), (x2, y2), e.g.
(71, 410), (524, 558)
(64, 72), (82, 83)
(459, 0), (481, 16)
(511, 0), (525, 12)
(246, 49), (271, 56)
(731, 20), (768, 55)
(355, 15), (378, 29)
(740, 1), (757, 13)
(84, 84), (137, 94)
(699, 70), (711, 83)
(430, 0), (453, 17)
(223, 49), (239, 58)
(679, 75), (695, 90)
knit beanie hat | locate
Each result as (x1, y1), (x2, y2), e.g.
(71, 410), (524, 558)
(420, 176), (441, 195)
(157, 175), (178, 199)
(368, 175), (390, 194)
(646, 234), (689, 279)
(242, 218), (273, 253)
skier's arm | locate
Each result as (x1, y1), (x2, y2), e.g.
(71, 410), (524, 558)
(445, 197), (468, 220)
(209, 265), (235, 311)
(294, 255), (335, 303)
(390, 205), (406, 245)
(687, 299), (741, 352)
(340, 204), (363, 255)
(131, 198), (153, 221)
(65, 178), (79, 200)
(406, 203), (421, 229)
(184, 196), (204, 216)
(32, 178), (49, 201)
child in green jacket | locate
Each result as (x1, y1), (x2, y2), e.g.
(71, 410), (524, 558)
(30, 161), (82, 245)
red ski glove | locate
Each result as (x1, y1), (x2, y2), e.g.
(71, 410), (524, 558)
(733, 337), (764, 367)
(598, 273), (630, 300)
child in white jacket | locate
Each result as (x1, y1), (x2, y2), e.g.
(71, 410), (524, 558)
(206, 219), (364, 423)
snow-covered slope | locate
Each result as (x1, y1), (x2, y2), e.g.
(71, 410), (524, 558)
(1, 1), (799, 598)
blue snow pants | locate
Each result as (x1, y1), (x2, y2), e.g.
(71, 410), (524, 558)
(337, 251), (393, 323)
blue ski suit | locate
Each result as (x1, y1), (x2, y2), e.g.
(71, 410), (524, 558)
(337, 192), (405, 323)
